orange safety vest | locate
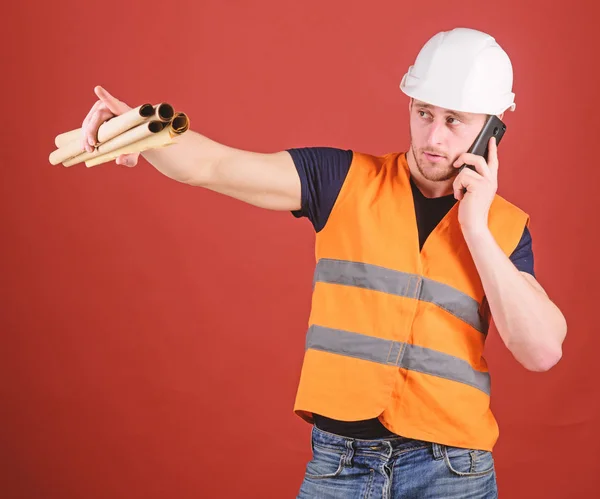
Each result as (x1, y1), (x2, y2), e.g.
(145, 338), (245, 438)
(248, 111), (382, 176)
(293, 151), (529, 451)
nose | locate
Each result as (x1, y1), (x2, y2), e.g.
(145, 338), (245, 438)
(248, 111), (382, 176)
(426, 121), (446, 147)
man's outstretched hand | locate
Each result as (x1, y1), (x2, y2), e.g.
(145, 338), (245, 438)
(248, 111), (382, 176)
(81, 86), (140, 167)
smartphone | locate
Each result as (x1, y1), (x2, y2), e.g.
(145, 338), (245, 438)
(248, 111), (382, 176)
(459, 115), (506, 172)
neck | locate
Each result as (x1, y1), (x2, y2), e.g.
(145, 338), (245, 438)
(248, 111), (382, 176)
(406, 147), (455, 199)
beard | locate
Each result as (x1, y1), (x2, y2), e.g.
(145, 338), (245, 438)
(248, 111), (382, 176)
(410, 143), (458, 182)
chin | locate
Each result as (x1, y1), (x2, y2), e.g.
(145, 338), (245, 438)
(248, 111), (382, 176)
(418, 161), (455, 182)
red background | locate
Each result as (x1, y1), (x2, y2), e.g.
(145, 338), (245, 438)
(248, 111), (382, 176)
(2, 1), (599, 497)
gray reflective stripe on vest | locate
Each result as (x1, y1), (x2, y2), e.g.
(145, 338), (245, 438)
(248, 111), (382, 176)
(314, 259), (487, 334)
(307, 325), (491, 395)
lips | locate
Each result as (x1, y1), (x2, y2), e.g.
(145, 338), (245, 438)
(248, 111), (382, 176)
(423, 152), (446, 162)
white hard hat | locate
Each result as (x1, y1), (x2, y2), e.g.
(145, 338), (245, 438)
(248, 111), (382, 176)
(400, 28), (516, 115)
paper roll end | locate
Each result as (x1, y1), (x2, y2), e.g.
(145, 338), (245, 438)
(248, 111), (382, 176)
(49, 151), (61, 166)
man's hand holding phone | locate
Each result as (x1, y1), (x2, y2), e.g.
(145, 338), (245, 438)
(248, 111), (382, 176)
(452, 134), (500, 234)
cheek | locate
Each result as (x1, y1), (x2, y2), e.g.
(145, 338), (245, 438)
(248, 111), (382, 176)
(409, 118), (425, 144)
(448, 129), (476, 156)
(459, 126), (482, 150)
(459, 139), (475, 157)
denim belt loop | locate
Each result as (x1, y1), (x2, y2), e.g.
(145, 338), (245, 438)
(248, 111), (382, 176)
(343, 439), (355, 467)
(432, 443), (444, 461)
(383, 440), (394, 460)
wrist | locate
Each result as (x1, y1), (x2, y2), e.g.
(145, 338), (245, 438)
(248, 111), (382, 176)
(461, 224), (493, 243)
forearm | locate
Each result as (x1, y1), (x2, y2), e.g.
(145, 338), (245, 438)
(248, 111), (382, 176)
(141, 130), (231, 184)
(463, 228), (567, 371)
(141, 130), (301, 210)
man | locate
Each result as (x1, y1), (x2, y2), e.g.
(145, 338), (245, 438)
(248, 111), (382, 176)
(79, 27), (566, 498)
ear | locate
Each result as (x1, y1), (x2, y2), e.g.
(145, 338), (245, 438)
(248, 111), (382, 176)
(409, 98), (413, 112)
(498, 112), (505, 120)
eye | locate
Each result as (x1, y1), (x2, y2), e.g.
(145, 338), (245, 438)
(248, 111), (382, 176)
(418, 110), (429, 118)
(447, 117), (461, 125)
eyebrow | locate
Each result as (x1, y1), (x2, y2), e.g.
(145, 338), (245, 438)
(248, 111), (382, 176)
(414, 102), (470, 122)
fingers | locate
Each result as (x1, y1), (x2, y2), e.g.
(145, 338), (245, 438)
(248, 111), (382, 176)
(94, 86), (131, 116)
(453, 168), (481, 200)
(487, 137), (499, 174)
(82, 99), (101, 130)
(453, 153), (491, 179)
(79, 86), (134, 159)
(115, 153), (140, 167)
(81, 100), (103, 152)
(81, 97), (113, 153)
(83, 107), (113, 152)
(79, 86), (134, 153)
(454, 186), (464, 201)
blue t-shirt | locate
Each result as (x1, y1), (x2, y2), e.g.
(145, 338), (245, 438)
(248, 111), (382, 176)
(288, 147), (534, 276)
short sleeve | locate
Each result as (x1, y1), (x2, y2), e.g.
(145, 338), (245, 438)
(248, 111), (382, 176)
(286, 147), (353, 232)
(509, 226), (535, 277)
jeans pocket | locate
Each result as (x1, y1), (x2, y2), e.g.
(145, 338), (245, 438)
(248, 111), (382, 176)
(304, 443), (345, 479)
(442, 445), (495, 477)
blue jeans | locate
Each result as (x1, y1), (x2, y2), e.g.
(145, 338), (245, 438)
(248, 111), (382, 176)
(297, 426), (498, 498)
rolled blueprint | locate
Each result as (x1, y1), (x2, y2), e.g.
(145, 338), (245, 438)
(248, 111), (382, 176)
(84, 112), (190, 167)
(62, 120), (167, 167)
(54, 128), (83, 148)
(49, 103), (175, 165)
